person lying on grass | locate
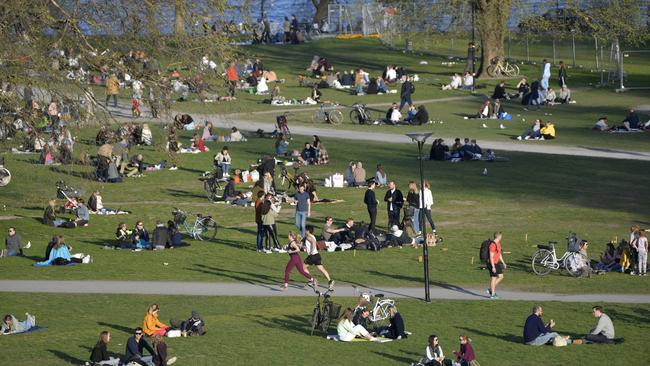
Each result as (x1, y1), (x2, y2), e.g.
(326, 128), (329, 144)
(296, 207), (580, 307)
(1, 313), (36, 335)
(337, 307), (377, 342)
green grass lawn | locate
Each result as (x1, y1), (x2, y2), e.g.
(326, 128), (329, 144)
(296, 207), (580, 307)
(1, 125), (649, 294)
(0, 293), (648, 366)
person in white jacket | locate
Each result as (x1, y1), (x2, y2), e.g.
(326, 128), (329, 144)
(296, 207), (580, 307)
(419, 180), (436, 233)
(337, 308), (376, 342)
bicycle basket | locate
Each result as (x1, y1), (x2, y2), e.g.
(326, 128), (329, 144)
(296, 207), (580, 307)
(567, 233), (581, 253)
(329, 302), (341, 320)
(172, 208), (187, 225)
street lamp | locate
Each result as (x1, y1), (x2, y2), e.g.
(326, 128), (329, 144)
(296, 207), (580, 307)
(405, 132), (433, 302)
(471, 2), (476, 92)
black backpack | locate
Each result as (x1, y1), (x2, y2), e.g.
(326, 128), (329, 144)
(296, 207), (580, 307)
(409, 82), (415, 95)
(479, 239), (492, 263)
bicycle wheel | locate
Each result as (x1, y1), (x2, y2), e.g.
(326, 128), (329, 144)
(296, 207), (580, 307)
(531, 249), (553, 276)
(564, 252), (588, 277)
(311, 110), (321, 123)
(486, 65), (497, 78)
(505, 64), (520, 77)
(328, 110), (343, 125)
(208, 219), (218, 240)
(310, 307), (320, 335)
(349, 110), (361, 124)
(0, 167), (11, 187)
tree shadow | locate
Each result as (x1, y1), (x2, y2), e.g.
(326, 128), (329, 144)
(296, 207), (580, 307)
(253, 314), (313, 336)
(165, 188), (205, 199)
(178, 166), (205, 174)
(371, 351), (414, 364)
(607, 308), (650, 326)
(187, 264), (279, 287)
(97, 321), (134, 334)
(457, 326), (521, 344)
(47, 349), (86, 364)
(213, 238), (253, 250)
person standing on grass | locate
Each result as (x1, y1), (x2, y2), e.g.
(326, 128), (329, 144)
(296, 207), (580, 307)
(304, 225), (334, 291)
(582, 306), (615, 344)
(261, 193), (283, 253)
(384, 181), (404, 229)
(419, 181), (436, 234)
(399, 75), (414, 111)
(282, 231), (315, 290)
(124, 327), (155, 366)
(488, 231), (506, 299)
(226, 62), (238, 97)
(364, 180), (378, 232)
(254, 191), (265, 253)
(540, 59), (551, 102)
(558, 61), (568, 87)
(294, 184), (311, 237)
(633, 230), (648, 276)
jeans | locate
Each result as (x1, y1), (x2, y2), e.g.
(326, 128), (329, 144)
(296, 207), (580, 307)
(221, 163), (231, 175)
(639, 251), (647, 274)
(399, 95), (412, 110)
(412, 208), (421, 233)
(136, 240), (151, 249)
(105, 94), (117, 107)
(256, 223), (264, 251)
(421, 208), (436, 231)
(526, 332), (559, 346)
(585, 333), (613, 344)
(295, 211), (308, 237)
(52, 218), (66, 227)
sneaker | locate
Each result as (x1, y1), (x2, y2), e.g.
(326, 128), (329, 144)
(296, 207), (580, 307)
(167, 356), (177, 365)
(540, 136), (545, 140)
(276, 248), (287, 253)
(24, 241), (31, 249)
(263, 249), (273, 254)
(82, 255), (91, 264)
(486, 288), (492, 296)
(328, 280), (335, 291)
(524, 136), (530, 140)
(169, 165), (178, 171)
(516, 136), (522, 140)
(490, 294), (499, 299)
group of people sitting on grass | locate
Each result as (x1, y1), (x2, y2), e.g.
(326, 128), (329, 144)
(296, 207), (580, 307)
(516, 119), (556, 140)
(594, 225), (648, 275)
(593, 109), (650, 132)
(43, 198), (90, 228)
(114, 220), (182, 251)
(87, 304), (205, 365)
(429, 138), (494, 162)
(441, 71), (474, 91)
(344, 161), (387, 187)
(385, 103), (430, 125)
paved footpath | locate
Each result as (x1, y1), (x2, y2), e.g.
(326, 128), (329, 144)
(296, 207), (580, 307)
(2, 280), (649, 303)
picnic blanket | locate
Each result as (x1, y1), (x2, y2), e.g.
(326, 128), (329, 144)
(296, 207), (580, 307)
(326, 334), (393, 343)
(2, 326), (46, 335)
(33, 262), (78, 267)
(609, 128), (644, 133)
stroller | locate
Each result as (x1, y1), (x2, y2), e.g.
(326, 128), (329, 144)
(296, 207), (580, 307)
(56, 180), (84, 212)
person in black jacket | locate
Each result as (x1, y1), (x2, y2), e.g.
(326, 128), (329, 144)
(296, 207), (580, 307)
(558, 61), (568, 87)
(411, 105), (429, 125)
(384, 181), (404, 228)
(399, 76), (413, 111)
(491, 81), (508, 100)
(364, 181), (378, 232)
(89, 331), (120, 365)
(124, 327), (155, 366)
(385, 305), (407, 339)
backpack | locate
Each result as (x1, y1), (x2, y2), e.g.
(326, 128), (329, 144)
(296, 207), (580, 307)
(409, 83), (415, 95)
(479, 239), (492, 263)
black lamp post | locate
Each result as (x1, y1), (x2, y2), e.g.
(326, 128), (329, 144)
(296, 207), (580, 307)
(471, 1), (476, 92)
(406, 132), (433, 302)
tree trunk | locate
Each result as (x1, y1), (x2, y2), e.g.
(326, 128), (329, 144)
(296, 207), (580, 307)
(145, 0), (159, 37)
(312, 0), (328, 25)
(475, 0), (511, 78)
(174, 0), (186, 35)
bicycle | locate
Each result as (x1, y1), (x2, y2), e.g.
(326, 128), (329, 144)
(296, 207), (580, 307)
(199, 170), (224, 202)
(531, 235), (588, 277)
(275, 112), (291, 140)
(486, 57), (520, 78)
(354, 287), (395, 327)
(171, 208), (218, 241)
(311, 103), (343, 125)
(0, 157), (11, 187)
(310, 289), (341, 335)
(349, 103), (375, 124)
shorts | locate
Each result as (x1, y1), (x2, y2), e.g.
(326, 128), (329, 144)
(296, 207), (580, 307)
(304, 253), (322, 266)
(489, 262), (504, 277)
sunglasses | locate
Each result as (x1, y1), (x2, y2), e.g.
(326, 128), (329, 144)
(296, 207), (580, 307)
(135, 332), (143, 335)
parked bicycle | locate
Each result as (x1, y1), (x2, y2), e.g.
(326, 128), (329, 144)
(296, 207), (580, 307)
(531, 233), (588, 277)
(171, 208), (218, 241)
(0, 157), (11, 187)
(354, 287), (395, 328)
(310, 289), (341, 335)
(311, 103), (342, 125)
(349, 103), (375, 124)
(275, 112), (291, 139)
(486, 57), (520, 78)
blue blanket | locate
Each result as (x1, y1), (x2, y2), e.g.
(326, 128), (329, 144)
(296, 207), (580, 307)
(33, 262), (78, 267)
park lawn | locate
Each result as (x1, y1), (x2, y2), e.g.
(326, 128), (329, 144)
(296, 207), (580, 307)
(1, 125), (649, 294)
(0, 293), (648, 366)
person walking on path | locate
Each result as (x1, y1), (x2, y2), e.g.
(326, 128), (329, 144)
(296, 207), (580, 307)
(304, 225), (334, 291)
(583, 306), (615, 344)
(294, 184), (311, 237)
(105, 73), (119, 107)
(488, 231), (507, 299)
(364, 180), (378, 232)
(282, 231), (315, 290)
(384, 181), (404, 229)
(399, 76), (414, 111)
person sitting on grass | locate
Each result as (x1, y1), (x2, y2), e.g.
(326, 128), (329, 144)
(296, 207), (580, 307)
(441, 73), (462, 91)
(477, 100), (491, 119)
(329, 218), (355, 245)
(143, 304), (169, 337)
(384, 305), (407, 340)
(89, 330), (121, 366)
(491, 80), (508, 100)
(594, 117), (610, 131)
(540, 121), (556, 140)
(191, 133), (208, 153)
(375, 164), (388, 187)
(124, 327), (156, 366)
(582, 306), (615, 344)
(353, 162), (366, 187)
(1, 313), (36, 335)
(132, 221), (152, 250)
(595, 242), (621, 272)
(322, 217), (345, 242)
(556, 85), (571, 104)
(622, 109), (641, 130)
(167, 220), (182, 247)
(516, 119), (543, 140)
(2, 227), (30, 258)
(62, 198), (89, 228)
(421, 334), (448, 366)
(389, 104), (402, 124)
(43, 199), (66, 227)
(514, 77), (530, 99)
(545, 87), (557, 105)
(115, 222), (133, 249)
(152, 221), (171, 250)
(452, 335), (477, 366)
(152, 334), (177, 366)
(299, 143), (317, 165)
(523, 305), (576, 346)
(337, 307), (377, 342)
(36, 234), (89, 265)
(461, 71), (473, 90)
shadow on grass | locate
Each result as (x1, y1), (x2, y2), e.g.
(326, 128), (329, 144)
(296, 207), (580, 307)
(457, 326), (521, 344)
(97, 321), (134, 334)
(48, 349), (86, 364)
(362, 270), (484, 298)
(371, 350), (415, 364)
(188, 264), (279, 287)
(165, 188), (205, 200)
(254, 314), (312, 336)
(607, 308), (650, 326)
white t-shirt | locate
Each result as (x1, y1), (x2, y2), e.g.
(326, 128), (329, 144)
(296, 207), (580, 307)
(638, 237), (648, 253)
(305, 234), (318, 255)
(390, 109), (402, 122)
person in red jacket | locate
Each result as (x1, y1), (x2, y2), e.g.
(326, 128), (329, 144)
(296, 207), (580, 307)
(226, 62), (238, 97)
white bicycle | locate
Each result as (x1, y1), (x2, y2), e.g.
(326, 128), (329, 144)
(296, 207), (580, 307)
(355, 287), (395, 326)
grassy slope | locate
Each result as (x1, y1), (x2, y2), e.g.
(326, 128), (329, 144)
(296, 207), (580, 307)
(0, 293), (648, 366)
(1, 126), (649, 294)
